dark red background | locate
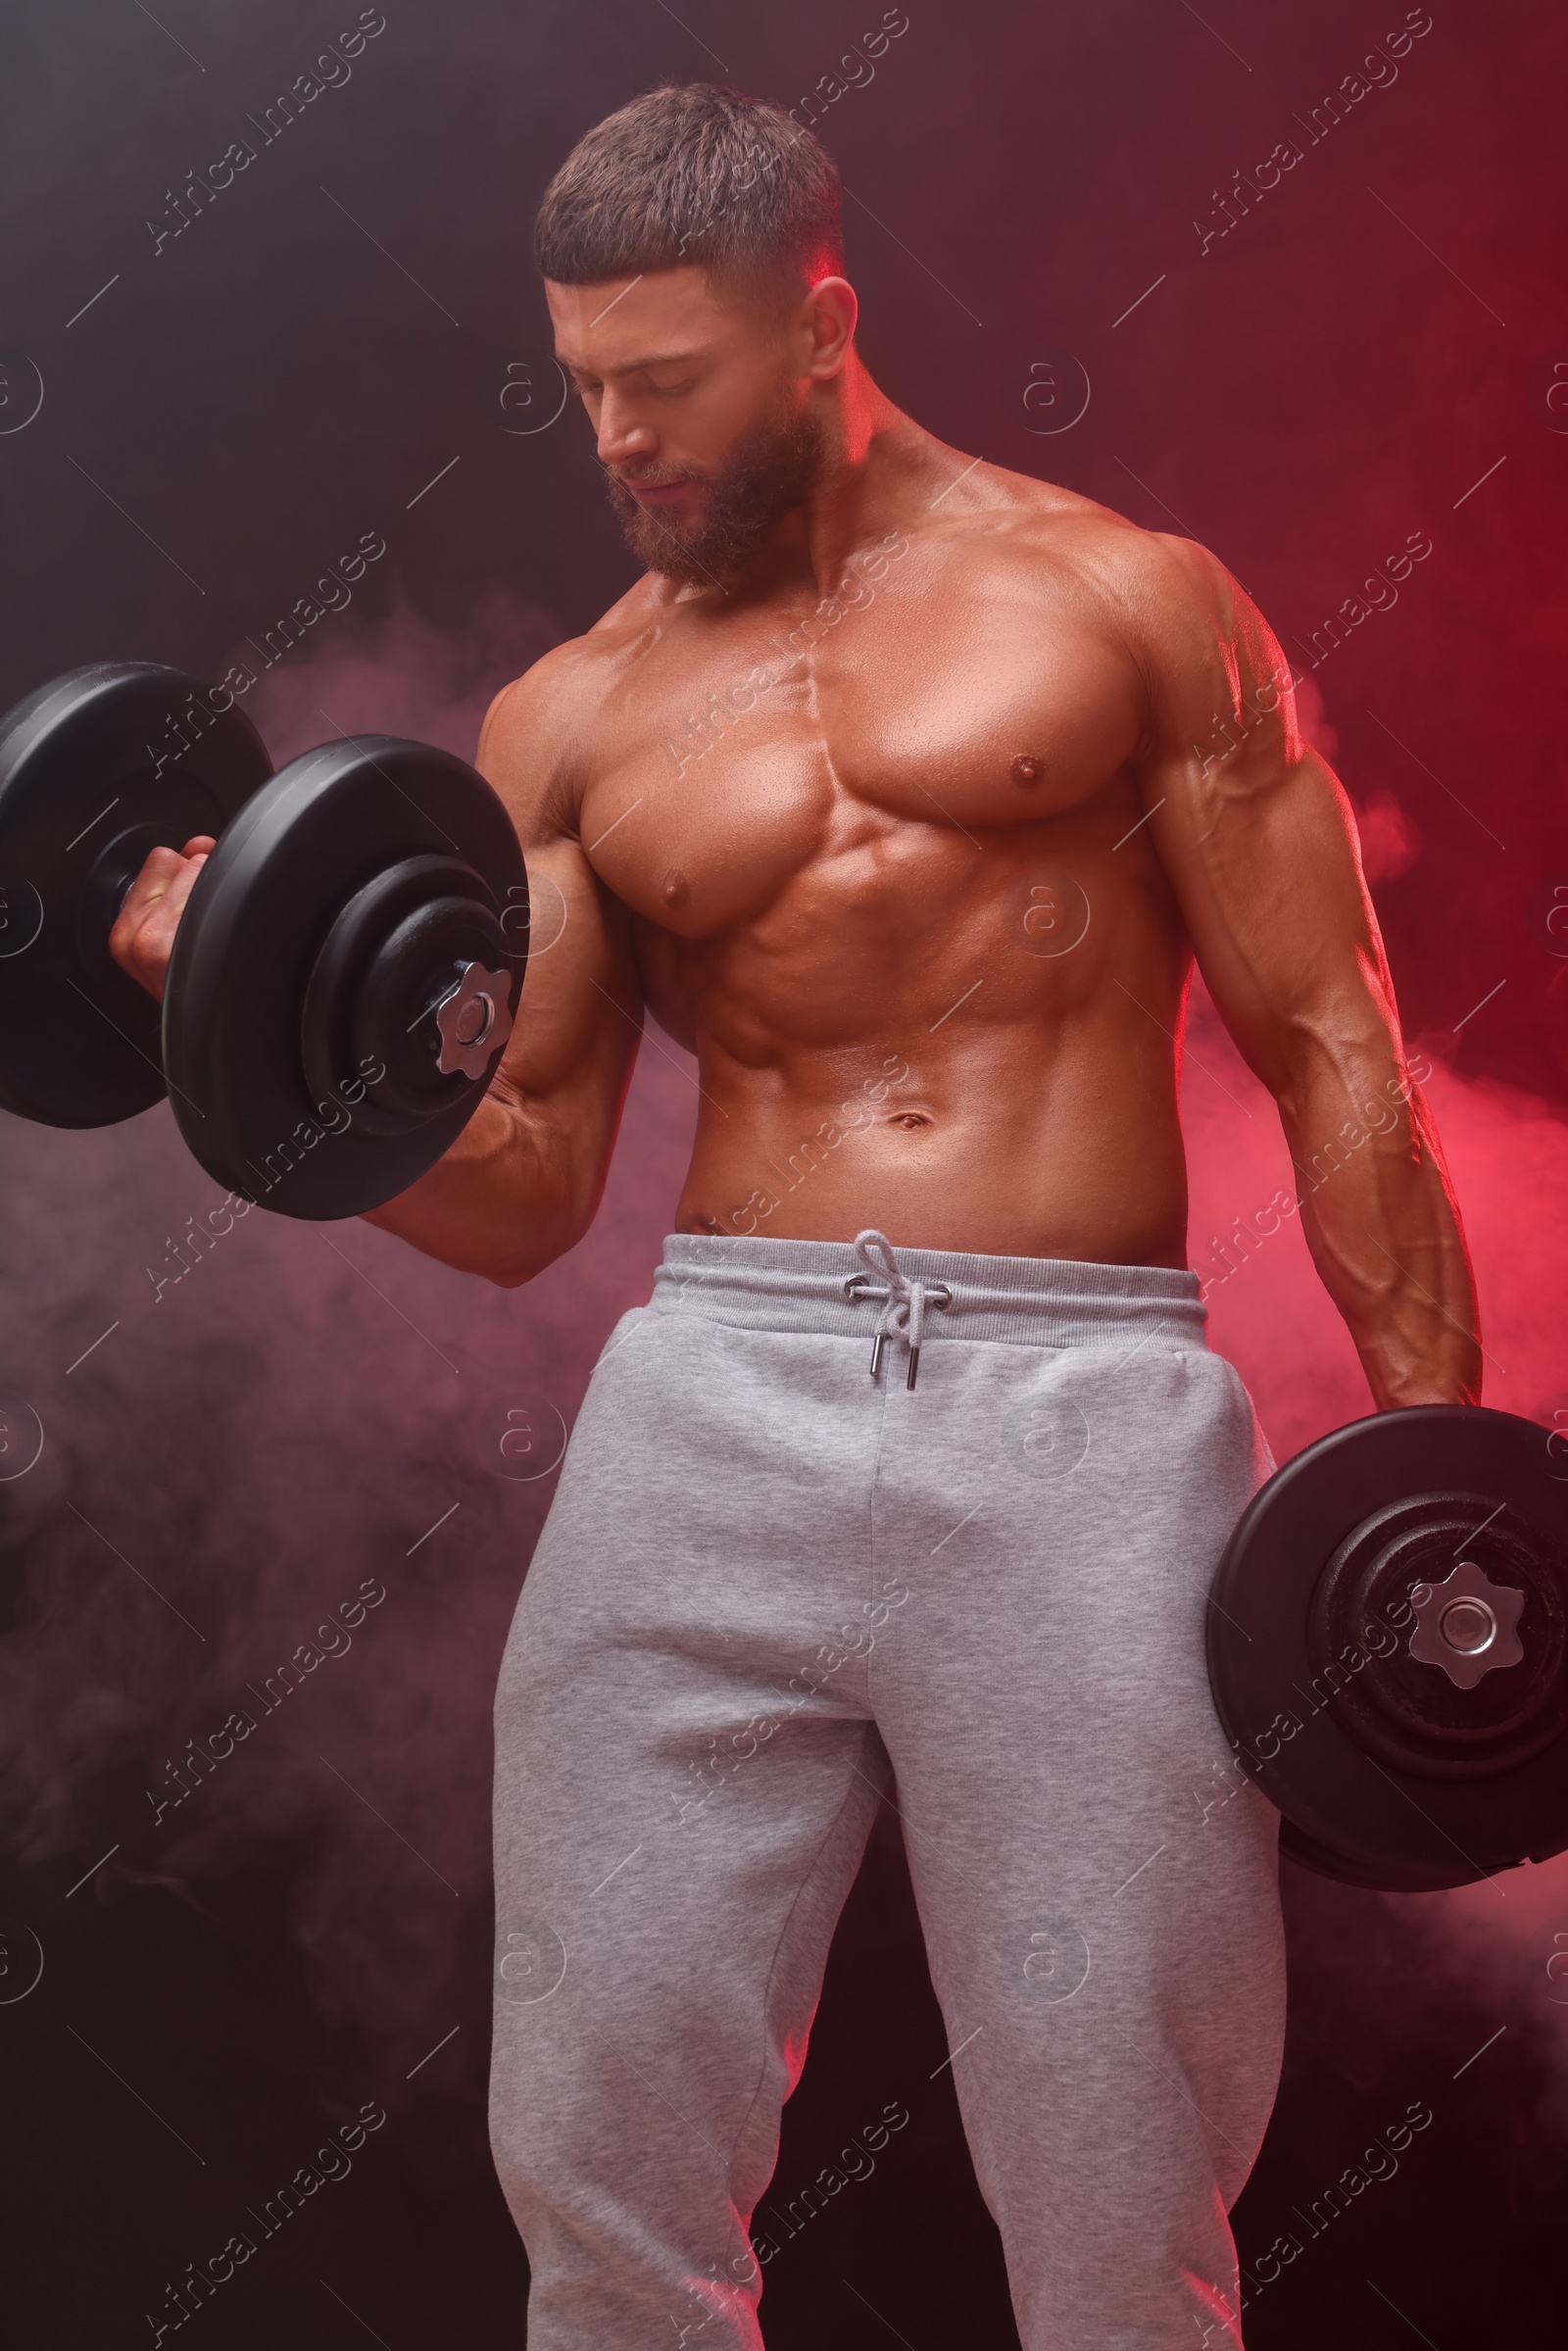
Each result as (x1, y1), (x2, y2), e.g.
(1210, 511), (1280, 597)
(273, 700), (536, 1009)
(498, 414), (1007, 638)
(2, 0), (1566, 2342)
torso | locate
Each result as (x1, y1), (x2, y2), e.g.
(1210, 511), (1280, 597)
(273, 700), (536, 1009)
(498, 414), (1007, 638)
(540, 461), (1198, 1264)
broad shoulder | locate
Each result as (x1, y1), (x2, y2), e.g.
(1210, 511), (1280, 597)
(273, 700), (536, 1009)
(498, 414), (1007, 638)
(909, 457), (1287, 758)
(914, 454), (1236, 642)
(475, 574), (688, 843)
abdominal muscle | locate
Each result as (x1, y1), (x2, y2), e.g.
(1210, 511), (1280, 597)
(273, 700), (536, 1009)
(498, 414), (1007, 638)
(667, 1005), (1194, 1268)
(612, 625), (1197, 1268)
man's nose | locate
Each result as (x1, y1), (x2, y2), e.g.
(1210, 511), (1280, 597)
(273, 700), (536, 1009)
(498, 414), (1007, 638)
(597, 394), (657, 468)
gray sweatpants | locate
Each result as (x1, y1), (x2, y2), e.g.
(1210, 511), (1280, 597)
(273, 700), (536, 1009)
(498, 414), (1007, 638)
(490, 1234), (1287, 2349)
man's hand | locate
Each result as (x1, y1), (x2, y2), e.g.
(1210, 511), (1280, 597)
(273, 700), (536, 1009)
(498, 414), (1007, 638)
(107, 835), (216, 1003)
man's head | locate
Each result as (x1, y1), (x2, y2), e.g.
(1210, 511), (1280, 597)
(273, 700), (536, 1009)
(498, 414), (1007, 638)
(534, 84), (858, 585)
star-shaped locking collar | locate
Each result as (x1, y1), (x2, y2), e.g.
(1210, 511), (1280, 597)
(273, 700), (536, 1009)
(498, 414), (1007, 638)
(1406, 1557), (1526, 1690)
(433, 961), (514, 1081)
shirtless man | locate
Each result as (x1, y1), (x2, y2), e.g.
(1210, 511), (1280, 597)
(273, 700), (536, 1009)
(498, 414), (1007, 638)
(114, 79), (1477, 2351)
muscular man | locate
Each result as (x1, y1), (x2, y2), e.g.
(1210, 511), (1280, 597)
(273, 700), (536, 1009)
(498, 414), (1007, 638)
(115, 81), (1477, 2351)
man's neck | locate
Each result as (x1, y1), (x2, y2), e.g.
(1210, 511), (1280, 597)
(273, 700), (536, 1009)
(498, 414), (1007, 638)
(806, 365), (921, 583)
(739, 361), (935, 605)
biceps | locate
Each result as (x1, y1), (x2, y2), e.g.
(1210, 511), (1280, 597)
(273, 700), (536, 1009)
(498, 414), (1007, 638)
(1162, 749), (1398, 1086)
(492, 838), (641, 1109)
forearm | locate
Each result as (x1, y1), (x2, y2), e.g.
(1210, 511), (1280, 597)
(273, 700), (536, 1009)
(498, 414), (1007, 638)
(1279, 1052), (1480, 1409)
(359, 1087), (604, 1286)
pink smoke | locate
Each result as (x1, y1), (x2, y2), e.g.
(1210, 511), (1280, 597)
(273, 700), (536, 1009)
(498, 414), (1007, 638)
(6, 597), (1563, 2070)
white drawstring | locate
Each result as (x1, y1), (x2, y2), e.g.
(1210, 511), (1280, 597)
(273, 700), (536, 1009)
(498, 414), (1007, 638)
(843, 1229), (952, 1390)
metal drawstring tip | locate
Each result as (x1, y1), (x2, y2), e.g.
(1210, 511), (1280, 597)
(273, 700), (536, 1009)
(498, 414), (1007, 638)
(906, 1345), (920, 1391)
(869, 1333), (885, 1380)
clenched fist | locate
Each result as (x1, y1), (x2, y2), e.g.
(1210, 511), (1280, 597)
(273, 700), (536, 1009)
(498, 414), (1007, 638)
(107, 835), (217, 1003)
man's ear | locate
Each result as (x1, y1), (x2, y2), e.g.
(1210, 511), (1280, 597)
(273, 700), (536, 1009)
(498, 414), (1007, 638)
(802, 275), (858, 378)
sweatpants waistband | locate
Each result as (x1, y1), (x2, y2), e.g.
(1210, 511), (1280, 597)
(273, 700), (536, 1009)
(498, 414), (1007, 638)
(647, 1233), (1208, 1352)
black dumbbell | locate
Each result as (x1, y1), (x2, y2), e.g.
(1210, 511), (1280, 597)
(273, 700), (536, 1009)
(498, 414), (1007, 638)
(1207, 1403), (1568, 1889)
(0, 662), (528, 1218)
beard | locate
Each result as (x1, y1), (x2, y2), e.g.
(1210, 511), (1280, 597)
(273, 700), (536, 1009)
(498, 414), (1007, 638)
(606, 400), (825, 587)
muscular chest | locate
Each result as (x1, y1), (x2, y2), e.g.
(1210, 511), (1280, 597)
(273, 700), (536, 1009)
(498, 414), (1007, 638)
(576, 540), (1145, 937)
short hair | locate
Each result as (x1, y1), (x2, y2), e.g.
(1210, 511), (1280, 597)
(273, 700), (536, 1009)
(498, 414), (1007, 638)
(533, 82), (844, 307)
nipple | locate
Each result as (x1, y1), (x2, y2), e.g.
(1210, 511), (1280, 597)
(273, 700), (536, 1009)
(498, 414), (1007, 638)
(662, 868), (690, 909)
(1011, 753), (1043, 786)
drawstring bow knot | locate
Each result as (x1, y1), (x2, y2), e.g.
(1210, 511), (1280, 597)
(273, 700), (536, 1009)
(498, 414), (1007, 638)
(843, 1229), (952, 1390)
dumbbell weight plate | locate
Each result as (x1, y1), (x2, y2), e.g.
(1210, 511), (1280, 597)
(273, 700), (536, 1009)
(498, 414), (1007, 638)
(1206, 1405), (1568, 1891)
(0, 664), (271, 1125)
(162, 735), (528, 1219)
